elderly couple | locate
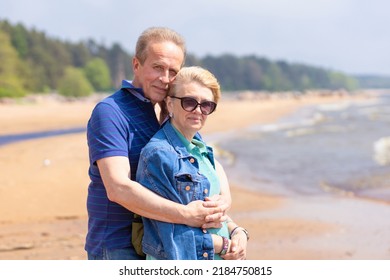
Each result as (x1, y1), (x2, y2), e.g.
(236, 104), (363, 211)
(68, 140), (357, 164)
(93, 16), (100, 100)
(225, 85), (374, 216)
(86, 27), (249, 260)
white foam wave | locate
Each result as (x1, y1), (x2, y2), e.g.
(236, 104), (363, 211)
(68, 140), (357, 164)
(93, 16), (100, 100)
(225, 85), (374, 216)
(373, 136), (390, 166)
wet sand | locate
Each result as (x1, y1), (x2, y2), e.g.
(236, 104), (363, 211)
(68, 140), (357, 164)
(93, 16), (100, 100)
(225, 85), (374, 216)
(1, 92), (389, 260)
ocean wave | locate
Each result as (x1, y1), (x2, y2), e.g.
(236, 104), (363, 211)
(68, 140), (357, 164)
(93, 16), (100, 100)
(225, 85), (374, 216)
(248, 113), (326, 135)
(317, 102), (351, 112)
(373, 136), (390, 166)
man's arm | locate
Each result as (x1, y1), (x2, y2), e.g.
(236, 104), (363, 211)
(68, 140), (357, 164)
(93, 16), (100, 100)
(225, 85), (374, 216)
(97, 156), (228, 227)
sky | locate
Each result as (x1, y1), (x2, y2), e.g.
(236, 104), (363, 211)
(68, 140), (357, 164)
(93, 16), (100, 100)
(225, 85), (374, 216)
(1, 0), (390, 76)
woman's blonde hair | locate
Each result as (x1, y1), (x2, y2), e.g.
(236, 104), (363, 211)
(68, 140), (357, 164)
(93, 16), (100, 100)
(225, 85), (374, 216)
(169, 66), (221, 103)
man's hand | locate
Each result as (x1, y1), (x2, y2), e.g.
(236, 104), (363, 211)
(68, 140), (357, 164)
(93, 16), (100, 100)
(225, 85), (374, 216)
(183, 196), (229, 228)
(202, 195), (229, 228)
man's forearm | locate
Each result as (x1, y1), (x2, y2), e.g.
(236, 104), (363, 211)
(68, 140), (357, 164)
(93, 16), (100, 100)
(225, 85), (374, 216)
(108, 179), (192, 224)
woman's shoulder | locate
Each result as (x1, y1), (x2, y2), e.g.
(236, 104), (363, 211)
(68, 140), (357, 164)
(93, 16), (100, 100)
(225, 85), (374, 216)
(141, 132), (175, 157)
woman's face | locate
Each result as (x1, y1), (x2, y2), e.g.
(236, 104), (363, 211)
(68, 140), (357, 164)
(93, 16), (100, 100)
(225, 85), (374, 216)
(167, 82), (215, 140)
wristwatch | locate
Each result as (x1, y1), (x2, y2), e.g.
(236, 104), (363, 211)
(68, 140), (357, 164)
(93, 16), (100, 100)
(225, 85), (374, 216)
(240, 227), (250, 241)
(230, 226), (250, 241)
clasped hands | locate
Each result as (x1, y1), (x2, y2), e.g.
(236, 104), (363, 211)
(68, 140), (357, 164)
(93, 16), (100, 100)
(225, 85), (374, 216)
(186, 194), (247, 260)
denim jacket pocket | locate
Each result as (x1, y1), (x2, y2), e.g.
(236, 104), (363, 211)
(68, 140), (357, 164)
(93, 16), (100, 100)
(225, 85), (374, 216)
(175, 173), (205, 204)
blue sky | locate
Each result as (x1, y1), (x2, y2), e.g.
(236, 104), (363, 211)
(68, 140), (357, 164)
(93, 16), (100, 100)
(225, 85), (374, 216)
(1, 0), (389, 76)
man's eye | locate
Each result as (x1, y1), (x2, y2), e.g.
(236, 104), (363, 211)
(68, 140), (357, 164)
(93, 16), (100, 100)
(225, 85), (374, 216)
(169, 70), (177, 77)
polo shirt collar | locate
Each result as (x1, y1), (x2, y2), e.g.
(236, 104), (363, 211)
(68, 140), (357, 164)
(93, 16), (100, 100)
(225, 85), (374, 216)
(171, 125), (208, 155)
(121, 80), (151, 103)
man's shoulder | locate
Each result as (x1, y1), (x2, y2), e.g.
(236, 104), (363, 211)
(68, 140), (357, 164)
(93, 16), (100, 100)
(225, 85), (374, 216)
(99, 89), (128, 104)
(93, 90), (138, 114)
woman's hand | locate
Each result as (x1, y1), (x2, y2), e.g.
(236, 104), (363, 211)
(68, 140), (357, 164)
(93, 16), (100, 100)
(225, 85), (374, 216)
(221, 230), (247, 260)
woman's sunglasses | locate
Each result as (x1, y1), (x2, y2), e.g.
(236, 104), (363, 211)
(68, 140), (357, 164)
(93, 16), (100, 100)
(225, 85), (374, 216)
(170, 96), (217, 115)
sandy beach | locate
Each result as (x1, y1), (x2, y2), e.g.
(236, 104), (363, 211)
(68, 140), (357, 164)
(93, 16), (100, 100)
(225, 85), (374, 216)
(1, 91), (390, 260)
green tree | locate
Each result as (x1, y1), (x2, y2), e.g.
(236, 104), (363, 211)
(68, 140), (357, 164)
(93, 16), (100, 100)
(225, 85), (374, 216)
(58, 67), (93, 97)
(0, 19), (366, 94)
(328, 71), (359, 90)
(10, 23), (28, 58)
(0, 30), (26, 97)
(106, 43), (133, 88)
(70, 41), (91, 67)
(84, 58), (112, 91)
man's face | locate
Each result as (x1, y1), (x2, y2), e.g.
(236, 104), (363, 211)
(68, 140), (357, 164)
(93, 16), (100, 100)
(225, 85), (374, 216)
(132, 41), (184, 104)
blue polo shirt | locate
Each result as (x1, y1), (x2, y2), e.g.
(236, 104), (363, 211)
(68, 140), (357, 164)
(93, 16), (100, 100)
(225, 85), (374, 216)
(85, 80), (160, 257)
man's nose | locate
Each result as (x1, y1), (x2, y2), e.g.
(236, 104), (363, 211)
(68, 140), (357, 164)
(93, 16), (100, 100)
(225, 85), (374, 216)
(159, 72), (170, 83)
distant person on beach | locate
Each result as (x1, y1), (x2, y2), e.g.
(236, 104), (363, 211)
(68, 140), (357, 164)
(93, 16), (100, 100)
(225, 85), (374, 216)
(136, 66), (249, 259)
(86, 27), (238, 260)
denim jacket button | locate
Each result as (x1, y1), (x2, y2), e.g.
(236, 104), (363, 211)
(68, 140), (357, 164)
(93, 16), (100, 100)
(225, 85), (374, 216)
(202, 229), (207, 234)
(204, 189), (208, 194)
(185, 185), (191, 191)
(189, 158), (195, 163)
(203, 252), (208, 258)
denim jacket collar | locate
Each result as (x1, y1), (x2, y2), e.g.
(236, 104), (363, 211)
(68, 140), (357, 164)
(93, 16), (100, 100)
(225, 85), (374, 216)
(161, 121), (215, 168)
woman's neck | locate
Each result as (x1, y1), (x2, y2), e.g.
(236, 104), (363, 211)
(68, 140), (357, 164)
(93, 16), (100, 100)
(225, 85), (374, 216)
(170, 121), (195, 142)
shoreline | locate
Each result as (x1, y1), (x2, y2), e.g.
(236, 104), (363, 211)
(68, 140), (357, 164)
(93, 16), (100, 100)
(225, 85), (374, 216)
(2, 91), (390, 260)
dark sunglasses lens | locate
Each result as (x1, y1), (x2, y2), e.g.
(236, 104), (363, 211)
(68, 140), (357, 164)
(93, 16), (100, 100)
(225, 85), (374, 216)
(200, 101), (216, 115)
(179, 97), (216, 115)
(181, 98), (198, 112)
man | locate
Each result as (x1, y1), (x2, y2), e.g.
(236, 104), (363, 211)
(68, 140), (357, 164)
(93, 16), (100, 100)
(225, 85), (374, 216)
(86, 27), (246, 260)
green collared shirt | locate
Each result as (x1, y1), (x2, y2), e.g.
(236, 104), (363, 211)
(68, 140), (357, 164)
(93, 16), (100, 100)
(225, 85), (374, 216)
(172, 126), (229, 260)
(173, 127), (220, 196)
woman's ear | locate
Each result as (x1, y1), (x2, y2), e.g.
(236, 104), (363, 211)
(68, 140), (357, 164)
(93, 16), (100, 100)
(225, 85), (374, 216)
(166, 96), (174, 114)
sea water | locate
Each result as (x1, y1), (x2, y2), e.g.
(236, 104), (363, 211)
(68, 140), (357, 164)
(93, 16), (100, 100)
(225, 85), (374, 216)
(0, 127), (86, 146)
(209, 92), (390, 202)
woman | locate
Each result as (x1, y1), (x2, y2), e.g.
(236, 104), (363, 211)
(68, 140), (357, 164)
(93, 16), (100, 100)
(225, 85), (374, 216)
(136, 66), (249, 260)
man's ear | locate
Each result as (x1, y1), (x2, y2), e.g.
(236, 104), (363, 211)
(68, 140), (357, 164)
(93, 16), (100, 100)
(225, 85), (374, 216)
(132, 57), (140, 72)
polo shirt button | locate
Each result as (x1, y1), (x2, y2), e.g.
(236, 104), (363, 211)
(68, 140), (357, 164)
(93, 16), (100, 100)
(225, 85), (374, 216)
(203, 252), (208, 258)
(185, 186), (191, 191)
(190, 158), (195, 163)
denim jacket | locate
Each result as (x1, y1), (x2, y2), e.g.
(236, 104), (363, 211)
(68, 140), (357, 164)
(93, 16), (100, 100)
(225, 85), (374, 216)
(136, 121), (215, 260)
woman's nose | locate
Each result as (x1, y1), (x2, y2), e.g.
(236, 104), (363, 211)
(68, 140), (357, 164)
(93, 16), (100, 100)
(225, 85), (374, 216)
(193, 104), (203, 114)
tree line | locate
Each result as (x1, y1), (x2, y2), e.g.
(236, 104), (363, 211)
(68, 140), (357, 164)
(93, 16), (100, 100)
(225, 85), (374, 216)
(1, 19), (362, 98)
